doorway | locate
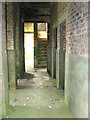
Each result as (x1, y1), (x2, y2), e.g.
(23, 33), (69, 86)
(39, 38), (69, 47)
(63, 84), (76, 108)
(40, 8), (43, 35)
(37, 23), (48, 68)
(53, 27), (57, 79)
(24, 23), (34, 72)
(24, 22), (48, 72)
(59, 20), (66, 89)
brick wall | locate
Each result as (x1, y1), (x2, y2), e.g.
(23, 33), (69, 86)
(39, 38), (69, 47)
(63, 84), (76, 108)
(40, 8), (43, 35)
(50, 2), (88, 58)
(66, 3), (88, 58)
(49, 2), (88, 118)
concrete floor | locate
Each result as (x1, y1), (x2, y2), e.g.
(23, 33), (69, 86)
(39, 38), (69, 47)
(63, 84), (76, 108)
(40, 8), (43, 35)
(4, 69), (74, 118)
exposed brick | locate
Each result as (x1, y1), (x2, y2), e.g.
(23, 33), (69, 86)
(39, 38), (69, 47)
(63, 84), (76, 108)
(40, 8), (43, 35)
(50, 2), (88, 59)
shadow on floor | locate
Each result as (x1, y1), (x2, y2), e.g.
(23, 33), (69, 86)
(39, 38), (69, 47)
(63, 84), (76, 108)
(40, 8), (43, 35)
(4, 69), (74, 118)
(17, 73), (36, 89)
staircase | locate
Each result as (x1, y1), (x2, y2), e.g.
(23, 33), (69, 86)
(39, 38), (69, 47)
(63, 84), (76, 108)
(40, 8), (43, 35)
(37, 38), (47, 68)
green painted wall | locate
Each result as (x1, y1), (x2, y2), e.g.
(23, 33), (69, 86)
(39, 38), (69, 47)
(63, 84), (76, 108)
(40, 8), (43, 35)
(2, 54), (9, 116)
(0, 3), (9, 119)
(56, 49), (59, 89)
(65, 53), (88, 118)
(89, 61), (90, 119)
(7, 50), (16, 89)
(51, 48), (56, 79)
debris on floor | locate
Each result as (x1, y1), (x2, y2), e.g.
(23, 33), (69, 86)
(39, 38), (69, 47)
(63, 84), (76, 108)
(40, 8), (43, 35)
(24, 104), (26, 106)
(6, 68), (73, 118)
(49, 99), (53, 102)
(51, 102), (54, 104)
(13, 98), (19, 103)
(40, 86), (43, 88)
(48, 106), (52, 109)
(43, 76), (50, 81)
(49, 98), (60, 102)
(55, 98), (60, 101)
(26, 97), (30, 100)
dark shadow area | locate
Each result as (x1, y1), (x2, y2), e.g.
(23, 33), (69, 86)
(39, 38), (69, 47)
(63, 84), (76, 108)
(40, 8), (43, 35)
(21, 73), (35, 80)
(17, 73), (35, 89)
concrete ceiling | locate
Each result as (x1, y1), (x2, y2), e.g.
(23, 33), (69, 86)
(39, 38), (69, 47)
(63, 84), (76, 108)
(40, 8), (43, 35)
(20, 2), (52, 9)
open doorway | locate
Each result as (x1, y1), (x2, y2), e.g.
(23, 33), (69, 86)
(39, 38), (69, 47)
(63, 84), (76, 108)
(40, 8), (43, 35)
(53, 27), (57, 79)
(59, 20), (66, 89)
(24, 23), (34, 72)
(24, 22), (48, 72)
(37, 23), (48, 68)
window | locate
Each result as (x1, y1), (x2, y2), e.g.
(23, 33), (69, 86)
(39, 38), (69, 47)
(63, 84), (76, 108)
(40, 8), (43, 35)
(37, 23), (48, 39)
(24, 23), (34, 33)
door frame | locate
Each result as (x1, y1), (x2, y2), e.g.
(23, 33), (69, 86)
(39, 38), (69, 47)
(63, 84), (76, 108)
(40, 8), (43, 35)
(23, 21), (49, 70)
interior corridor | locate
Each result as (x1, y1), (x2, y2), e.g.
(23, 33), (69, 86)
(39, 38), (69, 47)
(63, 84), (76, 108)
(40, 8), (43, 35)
(4, 69), (73, 118)
(0, 2), (89, 119)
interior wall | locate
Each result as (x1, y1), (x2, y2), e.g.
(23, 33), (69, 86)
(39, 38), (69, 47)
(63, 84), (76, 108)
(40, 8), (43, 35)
(19, 14), (25, 78)
(49, 2), (88, 118)
(6, 2), (17, 89)
(0, 2), (9, 118)
(15, 3), (21, 82)
(6, 3), (21, 88)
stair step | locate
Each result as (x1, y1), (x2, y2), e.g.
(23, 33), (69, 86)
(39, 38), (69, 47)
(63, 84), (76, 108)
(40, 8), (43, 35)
(39, 48), (47, 50)
(38, 55), (47, 57)
(38, 64), (47, 68)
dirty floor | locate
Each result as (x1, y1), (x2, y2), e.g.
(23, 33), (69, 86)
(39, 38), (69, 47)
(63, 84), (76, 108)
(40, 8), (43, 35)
(4, 69), (74, 118)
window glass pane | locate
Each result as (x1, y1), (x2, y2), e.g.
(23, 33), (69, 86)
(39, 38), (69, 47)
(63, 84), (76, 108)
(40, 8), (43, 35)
(37, 23), (47, 31)
(38, 31), (47, 39)
(24, 23), (34, 32)
(37, 23), (48, 39)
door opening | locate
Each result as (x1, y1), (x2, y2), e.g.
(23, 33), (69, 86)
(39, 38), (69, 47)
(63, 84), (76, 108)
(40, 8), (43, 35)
(24, 23), (34, 72)
(59, 20), (66, 89)
(53, 27), (57, 79)
(36, 23), (48, 68)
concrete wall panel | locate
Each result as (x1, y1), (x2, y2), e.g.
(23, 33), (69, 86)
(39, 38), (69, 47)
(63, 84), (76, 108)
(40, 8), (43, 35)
(65, 53), (88, 118)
